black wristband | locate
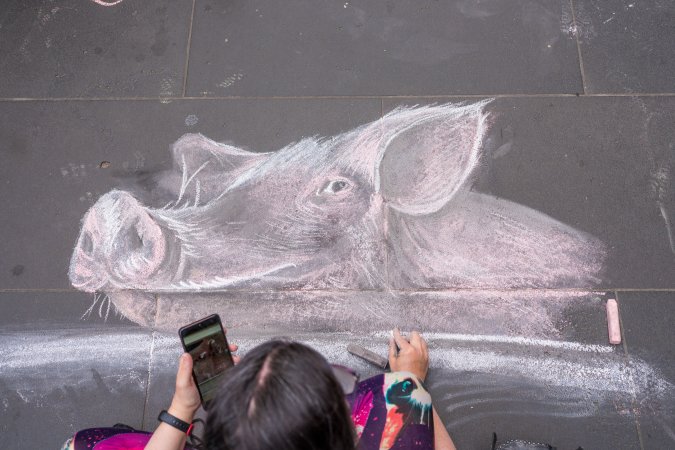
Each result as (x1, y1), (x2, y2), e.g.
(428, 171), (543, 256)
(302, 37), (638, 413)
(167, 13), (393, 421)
(158, 410), (193, 435)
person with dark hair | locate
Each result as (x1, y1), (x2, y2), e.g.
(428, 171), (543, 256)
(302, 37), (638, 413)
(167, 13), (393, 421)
(63, 329), (456, 450)
(204, 340), (357, 450)
(147, 328), (456, 450)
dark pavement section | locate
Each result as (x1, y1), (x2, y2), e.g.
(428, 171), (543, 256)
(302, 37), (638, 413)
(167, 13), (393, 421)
(186, 0), (583, 96)
(575, 0), (675, 94)
(619, 291), (675, 450)
(0, 0), (192, 98)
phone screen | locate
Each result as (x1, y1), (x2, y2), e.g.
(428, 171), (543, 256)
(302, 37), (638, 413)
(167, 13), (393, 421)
(181, 318), (234, 404)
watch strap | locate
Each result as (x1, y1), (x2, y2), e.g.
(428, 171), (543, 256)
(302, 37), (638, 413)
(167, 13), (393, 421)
(158, 410), (193, 435)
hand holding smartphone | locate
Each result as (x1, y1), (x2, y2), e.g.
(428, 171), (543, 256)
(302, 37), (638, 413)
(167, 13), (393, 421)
(179, 314), (235, 407)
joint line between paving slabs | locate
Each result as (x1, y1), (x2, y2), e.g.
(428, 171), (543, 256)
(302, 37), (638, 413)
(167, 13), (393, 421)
(181, 0), (197, 97)
(617, 292), (630, 358)
(141, 294), (160, 430)
(569, 0), (588, 95)
(3, 93), (675, 102)
(4, 287), (675, 294)
(141, 331), (157, 430)
(615, 291), (646, 450)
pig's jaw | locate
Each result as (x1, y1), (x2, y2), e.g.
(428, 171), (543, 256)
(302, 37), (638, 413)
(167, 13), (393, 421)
(155, 262), (299, 291)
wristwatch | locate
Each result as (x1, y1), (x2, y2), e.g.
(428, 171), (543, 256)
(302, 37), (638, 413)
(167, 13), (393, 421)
(158, 410), (194, 435)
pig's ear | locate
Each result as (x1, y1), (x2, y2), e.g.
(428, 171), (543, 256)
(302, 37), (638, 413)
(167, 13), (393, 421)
(161, 133), (270, 206)
(376, 103), (488, 215)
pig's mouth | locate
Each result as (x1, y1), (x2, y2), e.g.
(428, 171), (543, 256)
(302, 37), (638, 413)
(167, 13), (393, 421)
(69, 190), (182, 292)
(154, 262), (299, 292)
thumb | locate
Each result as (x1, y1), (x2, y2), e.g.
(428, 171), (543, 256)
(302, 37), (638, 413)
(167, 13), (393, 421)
(176, 353), (194, 388)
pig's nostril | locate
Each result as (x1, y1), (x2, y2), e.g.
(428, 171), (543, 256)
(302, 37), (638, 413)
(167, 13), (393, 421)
(81, 232), (94, 255)
(122, 221), (145, 252)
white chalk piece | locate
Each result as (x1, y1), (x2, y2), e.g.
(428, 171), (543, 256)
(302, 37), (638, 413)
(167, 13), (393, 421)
(606, 299), (622, 345)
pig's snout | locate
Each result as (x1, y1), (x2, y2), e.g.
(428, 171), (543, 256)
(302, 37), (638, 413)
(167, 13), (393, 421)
(69, 190), (167, 291)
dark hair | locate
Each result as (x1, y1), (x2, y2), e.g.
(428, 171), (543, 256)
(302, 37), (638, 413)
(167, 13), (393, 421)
(205, 340), (356, 450)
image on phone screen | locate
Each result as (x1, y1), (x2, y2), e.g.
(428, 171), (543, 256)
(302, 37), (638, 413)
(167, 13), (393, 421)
(182, 321), (233, 404)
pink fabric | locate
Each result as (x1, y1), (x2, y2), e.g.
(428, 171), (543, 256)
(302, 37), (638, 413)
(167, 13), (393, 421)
(94, 433), (150, 449)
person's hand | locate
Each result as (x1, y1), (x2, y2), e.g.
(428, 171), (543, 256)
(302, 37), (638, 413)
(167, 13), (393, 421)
(168, 342), (239, 422)
(388, 328), (429, 382)
(230, 342), (240, 365)
(168, 353), (201, 423)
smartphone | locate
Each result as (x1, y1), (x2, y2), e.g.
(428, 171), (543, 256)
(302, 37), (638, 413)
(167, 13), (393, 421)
(179, 314), (235, 406)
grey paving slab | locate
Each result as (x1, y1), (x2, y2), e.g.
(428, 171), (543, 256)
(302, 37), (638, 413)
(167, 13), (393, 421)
(618, 291), (675, 450)
(0, 0), (191, 98)
(186, 0), (583, 96)
(383, 96), (675, 289)
(0, 98), (381, 289)
(0, 291), (152, 450)
(433, 370), (640, 450)
(144, 290), (643, 450)
(428, 292), (640, 450)
(575, 0), (675, 94)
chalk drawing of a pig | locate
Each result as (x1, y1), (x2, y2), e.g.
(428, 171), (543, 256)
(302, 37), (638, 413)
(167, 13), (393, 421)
(69, 101), (605, 325)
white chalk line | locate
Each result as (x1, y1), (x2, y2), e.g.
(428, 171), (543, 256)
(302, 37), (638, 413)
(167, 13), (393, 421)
(1, 329), (671, 405)
(91, 0), (125, 6)
(372, 331), (614, 353)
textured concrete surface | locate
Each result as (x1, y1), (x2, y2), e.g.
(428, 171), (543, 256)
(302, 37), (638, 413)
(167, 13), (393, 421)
(1, 1), (673, 449)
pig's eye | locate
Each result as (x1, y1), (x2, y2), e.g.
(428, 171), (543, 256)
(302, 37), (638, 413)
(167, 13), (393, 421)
(321, 179), (350, 195)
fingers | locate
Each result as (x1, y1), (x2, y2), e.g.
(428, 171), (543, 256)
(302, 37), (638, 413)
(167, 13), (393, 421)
(176, 353), (194, 388)
(388, 337), (398, 362)
(409, 331), (428, 356)
(228, 342), (240, 364)
(409, 330), (422, 347)
(392, 328), (411, 350)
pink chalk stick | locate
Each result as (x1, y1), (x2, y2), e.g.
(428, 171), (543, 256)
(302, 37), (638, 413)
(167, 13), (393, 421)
(606, 299), (621, 345)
